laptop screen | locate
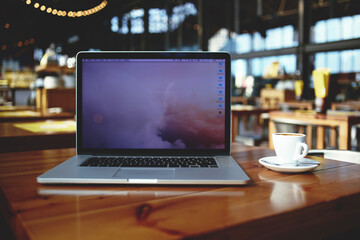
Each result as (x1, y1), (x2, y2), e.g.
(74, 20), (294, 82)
(76, 52), (230, 155)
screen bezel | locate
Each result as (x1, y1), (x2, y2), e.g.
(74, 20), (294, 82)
(76, 51), (231, 156)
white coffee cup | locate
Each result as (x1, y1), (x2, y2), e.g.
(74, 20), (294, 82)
(272, 133), (309, 165)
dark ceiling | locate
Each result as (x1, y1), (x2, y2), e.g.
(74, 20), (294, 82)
(1, 0), (142, 49)
(1, 0), (360, 65)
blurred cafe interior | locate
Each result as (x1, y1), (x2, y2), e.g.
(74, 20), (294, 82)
(1, 1), (360, 240)
(2, 0), (360, 151)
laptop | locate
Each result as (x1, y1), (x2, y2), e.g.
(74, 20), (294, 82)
(37, 51), (250, 185)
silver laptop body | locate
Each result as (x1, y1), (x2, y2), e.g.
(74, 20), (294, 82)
(37, 51), (250, 185)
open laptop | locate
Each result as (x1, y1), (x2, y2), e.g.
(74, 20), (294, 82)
(37, 51), (250, 185)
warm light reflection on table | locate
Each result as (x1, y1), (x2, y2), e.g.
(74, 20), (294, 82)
(0, 145), (359, 239)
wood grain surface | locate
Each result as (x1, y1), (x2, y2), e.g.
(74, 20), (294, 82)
(0, 120), (75, 152)
(0, 111), (74, 122)
(0, 144), (360, 239)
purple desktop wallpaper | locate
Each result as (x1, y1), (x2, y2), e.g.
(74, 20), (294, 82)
(82, 59), (225, 149)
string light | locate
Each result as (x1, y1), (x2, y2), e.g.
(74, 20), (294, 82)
(24, 0), (108, 17)
(1, 38), (35, 52)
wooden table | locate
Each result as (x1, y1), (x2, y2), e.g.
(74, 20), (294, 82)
(1, 144), (360, 239)
(331, 101), (360, 111)
(269, 110), (360, 150)
(0, 106), (35, 112)
(231, 105), (273, 142)
(0, 120), (76, 152)
(231, 96), (249, 105)
(0, 110), (74, 122)
(279, 100), (314, 110)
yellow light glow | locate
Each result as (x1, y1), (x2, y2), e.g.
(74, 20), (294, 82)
(28, 0), (107, 17)
(29, 38), (34, 44)
(18, 41), (23, 47)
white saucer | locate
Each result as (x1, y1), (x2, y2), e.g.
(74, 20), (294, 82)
(259, 156), (320, 173)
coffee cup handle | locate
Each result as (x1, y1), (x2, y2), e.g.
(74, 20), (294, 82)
(297, 142), (309, 160)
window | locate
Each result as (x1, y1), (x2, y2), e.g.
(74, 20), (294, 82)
(111, 16), (119, 32)
(327, 18), (341, 42)
(251, 58), (263, 76)
(121, 14), (130, 34)
(327, 52), (340, 74)
(340, 50), (353, 73)
(283, 25), (296, 48)
(208, 28), (229, 52)
(354, 50), (360, 72)
(341, 16), (353, 40)
(170, 2), (197, 31)
(263, 25), (298, 50)
(279, 55), (297, 73)
(354, 15), (360, 38)
(130, 9), (144, 34)
(232, 59), (247, 78)
(313, 15), (360, 43)
(211, 25), (297, 54)
(314, 52), (326, 69)
(313, 50), (360, 74)
(313, 20), (327, 43)
(149, 8), (168, 33)
(253, 32), (264, 52)
(235, 33), (252, 53)
(111, 2), (197, 35)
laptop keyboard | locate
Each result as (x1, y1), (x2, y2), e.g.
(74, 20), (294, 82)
(80, 157), (218, 168)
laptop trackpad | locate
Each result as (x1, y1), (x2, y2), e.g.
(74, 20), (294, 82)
(113, 169), (175, 180)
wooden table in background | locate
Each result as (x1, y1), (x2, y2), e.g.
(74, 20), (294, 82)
(269, 110), (360, 149)
(231, 105), (272, 142)
(0, 110), (74, 122)
(231, 96), (249, 105)
(331, 101), (360, 111)
(0, 120), (76, 152)
(279, 100), (314, 110)
(0, 105), (35, 112)
(0, 144), (359, 239)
